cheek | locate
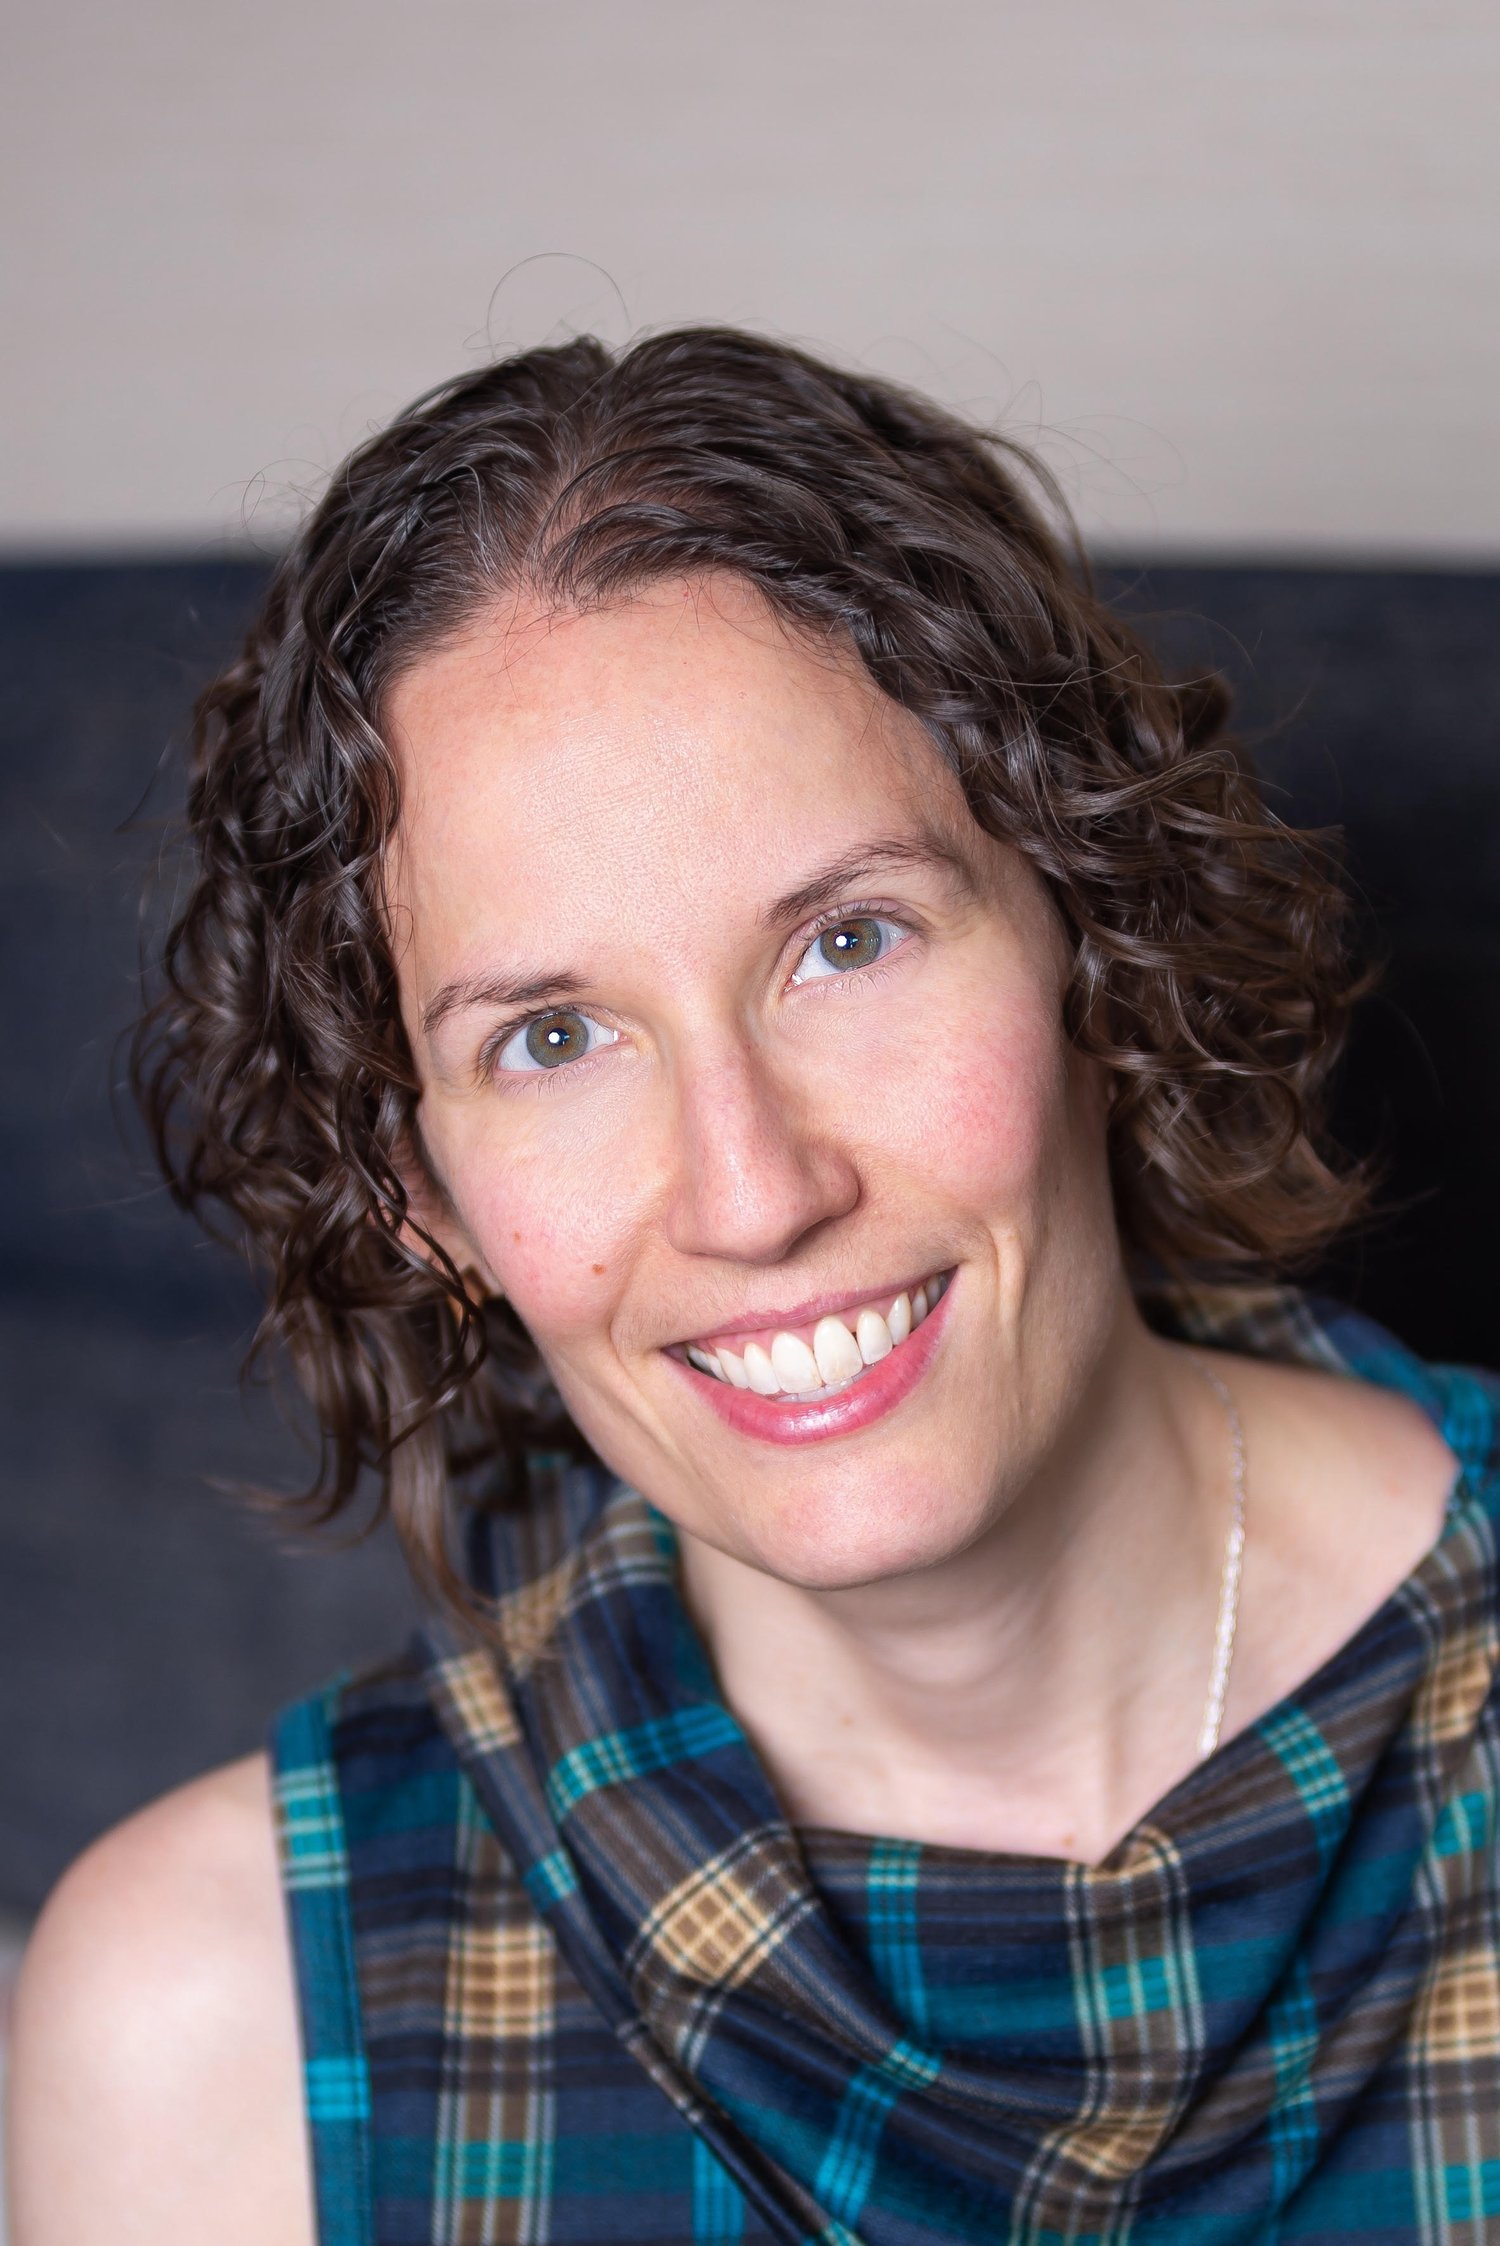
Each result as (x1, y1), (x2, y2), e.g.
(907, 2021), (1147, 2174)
(433, 1115), (646, 1349)
(845, 978), (1075, 1215)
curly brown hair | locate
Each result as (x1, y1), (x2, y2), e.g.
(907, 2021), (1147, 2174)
(133, 325), (1370, 1617)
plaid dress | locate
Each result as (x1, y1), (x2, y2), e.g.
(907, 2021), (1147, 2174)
(271, 1287), (1500, 2245)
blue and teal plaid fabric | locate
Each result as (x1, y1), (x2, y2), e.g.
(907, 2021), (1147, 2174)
(271, 1287), (1500, 2243)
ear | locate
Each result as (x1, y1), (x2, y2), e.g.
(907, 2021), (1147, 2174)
(388, 1127), (501, 1307)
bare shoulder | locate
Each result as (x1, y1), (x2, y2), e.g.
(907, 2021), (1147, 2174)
(7, 1752), (316, 2246)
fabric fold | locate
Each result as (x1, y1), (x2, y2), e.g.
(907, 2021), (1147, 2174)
(404, 1285), (1500, 2241)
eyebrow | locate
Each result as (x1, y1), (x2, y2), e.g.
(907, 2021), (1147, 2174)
(757, 831), (979, 931)
(418, 829), (978, 1044)
(420, 969), (588, 1042)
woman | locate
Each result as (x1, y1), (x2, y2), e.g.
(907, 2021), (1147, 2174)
(9, 327), (1496, 2245)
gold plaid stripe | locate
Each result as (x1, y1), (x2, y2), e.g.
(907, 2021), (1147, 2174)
(1412, 1940), (1500, 2067)
(432, 1794), (560, 2246)
(1411, 1604), (1497, 1750)
(434, 1650), (522, 1753)
(635, 1836), (799, 1991)
(445, 1912), (557, 2040)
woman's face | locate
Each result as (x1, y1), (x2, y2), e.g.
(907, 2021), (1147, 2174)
(387, 575), (1127, 1589)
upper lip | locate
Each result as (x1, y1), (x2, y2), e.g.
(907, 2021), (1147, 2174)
(674, 1270), (946, 1348)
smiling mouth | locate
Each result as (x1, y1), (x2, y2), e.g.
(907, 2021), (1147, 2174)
(675, 1270), (953, 1402)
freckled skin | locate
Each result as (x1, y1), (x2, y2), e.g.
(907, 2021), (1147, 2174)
(386, 576), (1123, 1591)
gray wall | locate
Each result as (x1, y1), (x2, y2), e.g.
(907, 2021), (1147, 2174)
(3, 0), (1497, 557)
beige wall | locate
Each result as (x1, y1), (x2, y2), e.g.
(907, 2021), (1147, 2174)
(2, 0), (1495, 556)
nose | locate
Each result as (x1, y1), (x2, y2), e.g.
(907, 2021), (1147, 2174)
(661, 1036), (861, 1266)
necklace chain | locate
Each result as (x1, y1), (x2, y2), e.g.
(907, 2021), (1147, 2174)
(1189, 1353), (1247, 1762)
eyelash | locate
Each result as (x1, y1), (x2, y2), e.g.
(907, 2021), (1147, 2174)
(786, 904), (915, 988)
(479, 1013), (618, 1086)
(480, 903), (918, 1083)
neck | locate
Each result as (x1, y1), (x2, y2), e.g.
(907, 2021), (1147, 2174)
(677, 1302), (1234, 1865)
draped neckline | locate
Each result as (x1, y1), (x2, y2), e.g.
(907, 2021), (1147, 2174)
(419, 1283), (1500, 2241)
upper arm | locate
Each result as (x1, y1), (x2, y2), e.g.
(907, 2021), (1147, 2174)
(6, 1751), (317, 2246)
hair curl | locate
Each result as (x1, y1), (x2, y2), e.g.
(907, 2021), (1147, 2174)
(134, 325), (1371, 1617)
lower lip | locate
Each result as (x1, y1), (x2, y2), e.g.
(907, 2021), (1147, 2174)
(669, 1277), (955, 1446)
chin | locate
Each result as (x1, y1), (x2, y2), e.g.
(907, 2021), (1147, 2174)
(716, 1460), (996, 1592)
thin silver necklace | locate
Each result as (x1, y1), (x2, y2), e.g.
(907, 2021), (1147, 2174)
(1189, 1353), (1247, 1762)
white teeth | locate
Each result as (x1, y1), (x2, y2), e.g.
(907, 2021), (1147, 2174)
(742, 1341), (782, 1395)
(770, 1332), (822, 1393)
(688, 1272), (947, 1397)
(813, 1315), (863, 1384)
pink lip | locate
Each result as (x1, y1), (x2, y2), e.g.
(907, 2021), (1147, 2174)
(668, 1271), (955, 1446)
(677, 1272), (937, 1349)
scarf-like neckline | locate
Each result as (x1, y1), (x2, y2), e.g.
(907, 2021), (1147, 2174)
(419, 1286), (1500, 2242)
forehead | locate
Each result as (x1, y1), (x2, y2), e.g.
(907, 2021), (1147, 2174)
(383, 576), (972, 957)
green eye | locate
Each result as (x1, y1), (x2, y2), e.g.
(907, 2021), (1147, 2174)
(792, 914), (904, 984)
(494, 1008), (620, 1074)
